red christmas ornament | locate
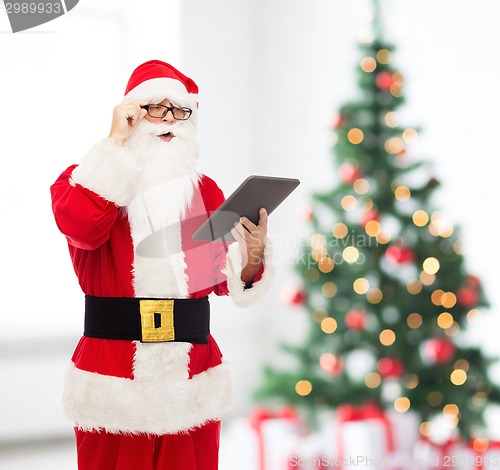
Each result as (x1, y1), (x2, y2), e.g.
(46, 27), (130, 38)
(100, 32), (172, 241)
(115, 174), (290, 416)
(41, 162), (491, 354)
(466, 275), (481, 288)
(377, 357), (404, 378)
(345, 309), (367, 330)
(284, 288), (307, 306)
(385, 245), (416, 264)
(360, 209), (380, 227)
(339, 163), (364, 185)
(299, 205), (314, 221)
(376, 71), (394, 91)
(320, 353), (343, 376)
(333, 114), (345, 129)
(276, 405), (299, 421)
(423, 338), (456, 365)
(457, 286), (479, 308)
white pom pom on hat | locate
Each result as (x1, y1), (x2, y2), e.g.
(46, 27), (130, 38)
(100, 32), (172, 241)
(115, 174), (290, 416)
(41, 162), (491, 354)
(124, 60), (198, 108)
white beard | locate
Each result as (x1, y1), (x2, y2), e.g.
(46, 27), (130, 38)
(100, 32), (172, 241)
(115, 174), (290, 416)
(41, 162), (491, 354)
(126, 118), (200, 193)
(124, 119), (203, 297)
(125, 119), (201, 242)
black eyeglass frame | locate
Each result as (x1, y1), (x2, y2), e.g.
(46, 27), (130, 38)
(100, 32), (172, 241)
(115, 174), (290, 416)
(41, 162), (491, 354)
(141, 104), (193, 121)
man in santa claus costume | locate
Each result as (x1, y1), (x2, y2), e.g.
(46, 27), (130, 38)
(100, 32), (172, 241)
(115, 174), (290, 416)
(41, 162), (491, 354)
(50, 60), (274, 469)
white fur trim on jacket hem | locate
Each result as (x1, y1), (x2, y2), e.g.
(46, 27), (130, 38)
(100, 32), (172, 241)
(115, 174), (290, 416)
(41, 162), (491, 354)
(223, 237), (274, 308)
(70, 137), (143, 207)
(63, 360), (233, 435)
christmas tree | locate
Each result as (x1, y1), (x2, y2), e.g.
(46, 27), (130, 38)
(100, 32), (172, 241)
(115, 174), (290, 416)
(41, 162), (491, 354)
(256, 1), (499, 440)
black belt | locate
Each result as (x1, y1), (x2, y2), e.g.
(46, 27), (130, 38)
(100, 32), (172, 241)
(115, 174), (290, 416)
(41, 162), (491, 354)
(84, 295), (210, 344)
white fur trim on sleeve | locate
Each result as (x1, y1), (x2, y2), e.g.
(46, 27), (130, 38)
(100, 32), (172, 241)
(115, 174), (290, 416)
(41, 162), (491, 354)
(223, 237), (274, 308)
(70, 137), (143, 207)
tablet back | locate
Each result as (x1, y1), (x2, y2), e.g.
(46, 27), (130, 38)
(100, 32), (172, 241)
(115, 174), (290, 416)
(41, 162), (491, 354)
(192, 175), (300, 241)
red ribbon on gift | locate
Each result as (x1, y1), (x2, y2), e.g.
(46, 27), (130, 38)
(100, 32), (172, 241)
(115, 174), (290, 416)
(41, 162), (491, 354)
(417, 437), (500, 470)
(336, 402), (395, 469)
(468, 439), (500, 470)
(419, 436), (459, 470)
(249, 406), (300, 470)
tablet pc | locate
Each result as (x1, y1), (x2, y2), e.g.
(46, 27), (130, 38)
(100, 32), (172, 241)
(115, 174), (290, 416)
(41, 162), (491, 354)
(192, 175), (300, 241)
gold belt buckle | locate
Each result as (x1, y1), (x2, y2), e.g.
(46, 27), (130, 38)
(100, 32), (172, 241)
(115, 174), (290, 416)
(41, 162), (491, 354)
(139, 299), (175, 342)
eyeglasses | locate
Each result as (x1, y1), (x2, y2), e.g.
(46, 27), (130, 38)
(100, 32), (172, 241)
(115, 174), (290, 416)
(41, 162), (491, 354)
(141, 104), (192, 121)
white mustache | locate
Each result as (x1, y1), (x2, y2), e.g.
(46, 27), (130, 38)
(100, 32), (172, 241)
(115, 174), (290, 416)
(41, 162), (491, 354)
(139, 120), (184, 136)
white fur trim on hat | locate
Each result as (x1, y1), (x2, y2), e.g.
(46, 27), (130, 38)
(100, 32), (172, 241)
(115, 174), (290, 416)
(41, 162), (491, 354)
(70, 137), (142, 207)
(223, 237), (275, 308)
(125, 77), (198, 109)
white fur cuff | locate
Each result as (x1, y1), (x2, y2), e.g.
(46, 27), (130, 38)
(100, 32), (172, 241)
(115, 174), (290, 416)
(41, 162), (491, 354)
(70, 138), (143, 207)
(224, 237), (275, 308)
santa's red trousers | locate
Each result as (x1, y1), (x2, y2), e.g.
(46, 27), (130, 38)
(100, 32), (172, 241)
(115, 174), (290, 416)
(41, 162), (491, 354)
(75, 420), (220, 470)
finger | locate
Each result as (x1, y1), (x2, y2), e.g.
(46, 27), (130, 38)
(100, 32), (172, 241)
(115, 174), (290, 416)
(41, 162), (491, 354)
(230, 227), (246, 244)
(133, 101), (148, 119)
(239, 216), (257, 233)
(137, 107), (147, 121)
(121, 98), (137, 106)
(120, 103), (138, 119)
(233, 221), (247, 239)
(128, 111), (140, 128)
(259, 208), (268, 230)
(128, 105), (144, 127)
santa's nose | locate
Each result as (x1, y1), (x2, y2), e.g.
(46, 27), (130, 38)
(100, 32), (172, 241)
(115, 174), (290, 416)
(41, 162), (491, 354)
(161, 110), (176, 124)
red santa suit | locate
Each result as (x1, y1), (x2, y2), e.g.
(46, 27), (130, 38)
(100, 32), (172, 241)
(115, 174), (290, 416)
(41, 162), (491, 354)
(50, 61), (273, 470)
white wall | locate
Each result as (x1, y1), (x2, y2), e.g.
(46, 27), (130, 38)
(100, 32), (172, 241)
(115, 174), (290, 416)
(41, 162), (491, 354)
(1, 0), (499, 440)
(0, 0), (184, 440)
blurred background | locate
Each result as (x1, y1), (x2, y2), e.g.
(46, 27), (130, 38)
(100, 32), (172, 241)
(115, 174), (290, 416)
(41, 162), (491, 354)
(1, 0), (499, 468)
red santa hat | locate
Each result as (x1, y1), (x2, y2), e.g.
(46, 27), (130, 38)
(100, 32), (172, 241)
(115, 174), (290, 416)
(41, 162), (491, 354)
(124, 60), (198, 108)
